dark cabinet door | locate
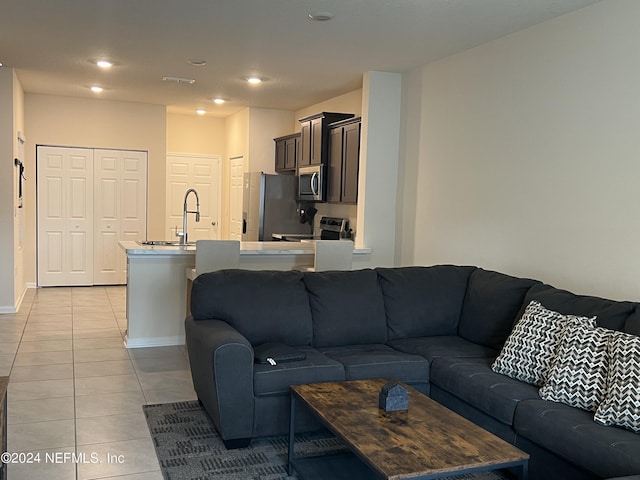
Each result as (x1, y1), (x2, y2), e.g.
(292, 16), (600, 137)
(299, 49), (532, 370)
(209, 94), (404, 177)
(341, 122), (361, 204)
(284, 136), (297, 170)
(299, 122), (311, 167)
(327, 127), (343, 203)
(275, 139), (286, 171)
(310, 117), (323, 165)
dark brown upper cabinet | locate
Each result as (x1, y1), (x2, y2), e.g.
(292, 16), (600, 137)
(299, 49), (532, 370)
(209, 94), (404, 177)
(327, 117), (361, 204)
(298, 112), (354, 168)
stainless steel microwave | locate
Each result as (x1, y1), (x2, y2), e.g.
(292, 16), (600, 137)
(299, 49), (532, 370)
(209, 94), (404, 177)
(298, 165), (325, 202)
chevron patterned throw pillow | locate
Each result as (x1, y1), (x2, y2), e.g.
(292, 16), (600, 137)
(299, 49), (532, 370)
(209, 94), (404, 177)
(594, 331), (640, 432)
(539, 323), (612, 411)
(492, 300), (596, 386)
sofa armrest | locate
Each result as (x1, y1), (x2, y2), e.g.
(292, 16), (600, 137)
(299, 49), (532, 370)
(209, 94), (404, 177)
(185, 316), (255, 444)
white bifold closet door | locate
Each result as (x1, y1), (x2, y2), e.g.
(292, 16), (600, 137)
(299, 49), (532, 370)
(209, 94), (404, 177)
(37, 146), (94, 287)
(37, 146), (147, 287)
(94, 149), (147, 285)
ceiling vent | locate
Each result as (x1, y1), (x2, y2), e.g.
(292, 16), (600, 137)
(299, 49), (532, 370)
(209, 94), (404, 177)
(162, 76), (195, 84)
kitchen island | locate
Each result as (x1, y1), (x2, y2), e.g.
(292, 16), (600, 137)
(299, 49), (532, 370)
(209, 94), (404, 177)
(119, 240), (371, 348)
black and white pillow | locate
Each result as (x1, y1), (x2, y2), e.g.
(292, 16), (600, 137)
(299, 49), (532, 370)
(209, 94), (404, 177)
(539, 323), (611, 411)
(492, 300), (595, 386)
(594, 331), (640, 432)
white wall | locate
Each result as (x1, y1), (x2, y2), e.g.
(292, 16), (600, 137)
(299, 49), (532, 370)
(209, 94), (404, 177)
(401, 0), (640, 300)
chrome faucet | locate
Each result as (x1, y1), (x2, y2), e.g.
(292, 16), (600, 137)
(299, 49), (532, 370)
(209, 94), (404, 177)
(177, 188), (200, 245)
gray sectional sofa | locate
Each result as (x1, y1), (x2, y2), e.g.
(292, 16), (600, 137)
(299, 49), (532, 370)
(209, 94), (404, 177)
(185, 266), (640, 480)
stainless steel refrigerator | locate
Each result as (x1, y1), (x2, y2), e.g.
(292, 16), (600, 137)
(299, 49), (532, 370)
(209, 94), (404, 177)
(242, 172), (310, 241)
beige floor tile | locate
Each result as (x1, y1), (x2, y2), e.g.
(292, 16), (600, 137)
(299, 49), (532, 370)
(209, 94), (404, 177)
(13, 350), (73, 366)
(136, 371), (193, 391)
(74, 336), (126, 350)
(9, 396), (75, 424)
(8, 419), (75, 451)
(8, 378), (74, 401)
(76, 412), (151, 445)
(77, 438), (160, 480)
(143, 387), (197, 404)
(20, 330), (73, 342)
(75, 390), (146, 418)
(24, 322), (73, 332)
(73, 328), (124, 339)
(74, 360), (136, 378)
(131, 355), (190, 374)
(18, 339), (72, 353)
(6, 447), (76, 480)
(74, 348), (130, 363)
(9, 363), (74, 382)
(75, 374), (142, 396)
(100, 472), (163, 480)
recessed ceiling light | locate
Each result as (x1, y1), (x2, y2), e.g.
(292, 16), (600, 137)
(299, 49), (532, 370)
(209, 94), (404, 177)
(162, 76), (196, 84)
(212, 98), (225, 104)
(196, 109), (206, 115)
(246, 76), (262, 84)
(188, 59), (207, 66)
(90, 86), (104, 93)
(96, 60), (113, 68)
(308, 11), (334, 21)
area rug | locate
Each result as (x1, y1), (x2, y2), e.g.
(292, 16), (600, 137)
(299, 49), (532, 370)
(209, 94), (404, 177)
(144, 400), (505, 480)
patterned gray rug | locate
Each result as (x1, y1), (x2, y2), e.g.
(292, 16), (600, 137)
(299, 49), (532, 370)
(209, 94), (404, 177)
(143, 400), (505, 480)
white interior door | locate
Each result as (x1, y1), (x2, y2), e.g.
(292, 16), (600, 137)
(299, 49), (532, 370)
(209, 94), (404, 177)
(166, 154), (221, 241)
(229, 156), (244, 241)
(37, 146), (94, 286)
(94, 149), (147, 285)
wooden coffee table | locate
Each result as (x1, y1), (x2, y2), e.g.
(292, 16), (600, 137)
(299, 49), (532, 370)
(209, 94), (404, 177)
(288, 378), (528, 480)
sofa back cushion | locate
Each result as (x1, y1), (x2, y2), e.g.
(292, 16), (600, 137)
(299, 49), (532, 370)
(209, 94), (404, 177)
(458, 269), (540, 349)
(191, 269), (313, 346)
(519, 283), (634, 331)
(377, 266), (475, 340)
(304, 269), (387, 348)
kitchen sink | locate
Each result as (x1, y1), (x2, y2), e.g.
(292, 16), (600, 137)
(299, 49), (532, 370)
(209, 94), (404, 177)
(137, 240), (196, 246)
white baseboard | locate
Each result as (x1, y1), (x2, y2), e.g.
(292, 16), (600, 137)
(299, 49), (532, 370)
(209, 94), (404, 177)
(124, 335), (186, 349)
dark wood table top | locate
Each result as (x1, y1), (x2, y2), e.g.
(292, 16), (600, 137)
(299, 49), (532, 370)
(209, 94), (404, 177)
(291, 379), (529, 480)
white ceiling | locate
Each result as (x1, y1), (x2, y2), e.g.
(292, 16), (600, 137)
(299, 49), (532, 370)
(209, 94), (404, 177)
(0, 0), (601, 117)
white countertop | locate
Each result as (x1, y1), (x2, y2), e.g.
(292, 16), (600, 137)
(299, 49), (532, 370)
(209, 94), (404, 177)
(119, 240), (371, 256)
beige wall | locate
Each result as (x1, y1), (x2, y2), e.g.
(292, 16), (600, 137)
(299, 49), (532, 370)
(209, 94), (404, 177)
(401, 0), (640, 300)
(166, 113), (225, 155)
(24, 94), (166, 285)
(248, 108), (294, 174)
(294, 89), (362, 129)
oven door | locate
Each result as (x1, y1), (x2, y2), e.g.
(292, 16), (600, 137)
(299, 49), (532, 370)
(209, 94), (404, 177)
(298, 166), (324, 202)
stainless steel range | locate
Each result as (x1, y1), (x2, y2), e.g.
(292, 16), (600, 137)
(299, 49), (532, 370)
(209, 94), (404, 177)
(272, 216), (350, 241)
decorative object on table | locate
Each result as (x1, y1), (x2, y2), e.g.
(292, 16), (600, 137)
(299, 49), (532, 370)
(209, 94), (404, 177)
(378, 381), (409, 412)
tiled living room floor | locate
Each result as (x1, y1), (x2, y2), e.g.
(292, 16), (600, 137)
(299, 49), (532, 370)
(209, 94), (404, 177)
(1, 285), (197, 480)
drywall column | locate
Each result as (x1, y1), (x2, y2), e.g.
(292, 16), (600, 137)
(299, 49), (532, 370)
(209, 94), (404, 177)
(357, 71), (402, 266)
(0, 68), (24, 313)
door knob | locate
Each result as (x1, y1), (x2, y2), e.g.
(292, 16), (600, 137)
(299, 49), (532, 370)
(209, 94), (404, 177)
(211, 221), (217, 226)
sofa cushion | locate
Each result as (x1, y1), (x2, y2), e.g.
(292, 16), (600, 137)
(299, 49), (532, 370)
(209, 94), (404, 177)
(594, 331), (640, 433)
(305, 270), (388, 348)
(319, 344), (430, 387)
(623, 307), (640, 336)
(377, 266), (475, 340)
(388, 336), (498, 363)
(430, 356), (540, 425)
(492, 301), (595, 386)
(514, 399), (640, 478)
(520, 283), (634, 331)
(458, 268), (540, 349)
(191, 270), (313, 346)
(539, 323), (612, 411)
(253, 346), (345, 396)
